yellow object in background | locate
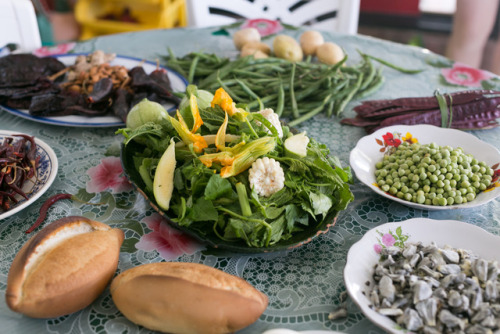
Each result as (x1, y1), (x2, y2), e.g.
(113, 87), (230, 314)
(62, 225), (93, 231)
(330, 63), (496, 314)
(75, 0), (187, 40)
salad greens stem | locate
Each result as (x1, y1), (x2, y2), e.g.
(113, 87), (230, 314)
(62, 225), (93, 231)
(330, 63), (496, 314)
(217, 206), (272, 246)
(245, 118), (259, 138)
(236, 182), (252, 217)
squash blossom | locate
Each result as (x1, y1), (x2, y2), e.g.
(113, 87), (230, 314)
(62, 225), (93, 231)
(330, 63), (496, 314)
(189, 94), (203, 133)
(168, 110), (207, 153)
(211, 87), (249, 121)
(199, 136), (276, 178)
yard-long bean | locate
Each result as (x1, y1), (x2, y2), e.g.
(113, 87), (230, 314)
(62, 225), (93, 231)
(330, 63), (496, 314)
(164, 49), (420, 126)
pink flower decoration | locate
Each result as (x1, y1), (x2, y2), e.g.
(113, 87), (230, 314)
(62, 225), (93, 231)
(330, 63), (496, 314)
(86, 156), (132, 194)
(33, 42), (76, 57)
(373, 244), (383, 254)
(441, 62), (492, 87)
(382, 233), (396, 247)
(241, 18), (283, 37)
(136, 213), (205, 260)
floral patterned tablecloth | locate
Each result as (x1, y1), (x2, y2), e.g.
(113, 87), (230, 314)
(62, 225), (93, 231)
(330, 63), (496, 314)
(1, 22), (500, 334)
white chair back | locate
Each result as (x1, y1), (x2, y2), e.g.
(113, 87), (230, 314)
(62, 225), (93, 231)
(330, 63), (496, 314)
(186, 0), (360, 34)
(0, 0), (42, 52)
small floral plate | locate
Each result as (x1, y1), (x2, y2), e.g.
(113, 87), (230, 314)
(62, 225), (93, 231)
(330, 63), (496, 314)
(0, 130), (58, 220)
(344, 218), (500, 334)
(350, 124), (500, 210)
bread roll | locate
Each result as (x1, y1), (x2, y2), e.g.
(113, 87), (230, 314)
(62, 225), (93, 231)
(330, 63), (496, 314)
(6, 216), (124, 318)
(111, 262), (268, 334)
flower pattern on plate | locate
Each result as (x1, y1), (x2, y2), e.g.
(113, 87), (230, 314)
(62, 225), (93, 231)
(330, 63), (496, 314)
(374, 226), (409, 254)
(33, 42), (76, 57)
(241, 18), (283, 37)
(376, 131), (418, 154)
(441, 62), (493, 87)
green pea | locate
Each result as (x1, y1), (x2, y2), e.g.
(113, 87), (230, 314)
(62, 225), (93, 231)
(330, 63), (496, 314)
(466, 192), (476, 201)
(417, 194), (425, 204)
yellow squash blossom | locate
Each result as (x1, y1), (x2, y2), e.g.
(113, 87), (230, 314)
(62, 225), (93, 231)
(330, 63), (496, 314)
(169, 111), (207, 153)
(211, 87), (249, 121)
(189, 94), (203, 133)
(199, 136), (276, 178)
(215, 111), (229, 151)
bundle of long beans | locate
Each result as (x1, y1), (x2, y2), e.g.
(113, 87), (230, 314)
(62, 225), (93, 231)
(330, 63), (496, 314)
(165, 50), (391, 126)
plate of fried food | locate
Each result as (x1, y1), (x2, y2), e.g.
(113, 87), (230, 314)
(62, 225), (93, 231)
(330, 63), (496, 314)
(0, 51), (187, 127)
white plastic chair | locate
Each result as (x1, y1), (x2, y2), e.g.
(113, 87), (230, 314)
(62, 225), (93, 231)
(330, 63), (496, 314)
(0, 0), (41, 52)
(185, 0), (360, 34)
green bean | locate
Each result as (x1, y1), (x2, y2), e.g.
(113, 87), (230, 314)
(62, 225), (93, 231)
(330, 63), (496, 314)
(288, 93), (333, 127)
(289, 63), (299, 118)
(334, 73), (364, 116)
(361, 53), (424, 74)
(188, 55), (199, 83)
(216, 73), (245, 102)
(236, 79), (263, 110)
(165, 49), (427, 126)
(276, 82), (285, 117)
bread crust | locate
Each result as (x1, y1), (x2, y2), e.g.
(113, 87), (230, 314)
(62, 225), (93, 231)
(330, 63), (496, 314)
(6, 216), (124, 318)
(111, 262), (268, 334)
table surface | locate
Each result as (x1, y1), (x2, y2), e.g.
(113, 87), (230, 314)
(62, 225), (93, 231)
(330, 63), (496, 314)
(1, 23), (499, 334)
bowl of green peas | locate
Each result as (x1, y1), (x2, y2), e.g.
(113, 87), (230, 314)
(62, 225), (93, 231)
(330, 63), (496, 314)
(350, 124), (500, 210)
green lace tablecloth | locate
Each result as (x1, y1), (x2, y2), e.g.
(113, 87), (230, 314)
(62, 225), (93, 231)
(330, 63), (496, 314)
(1, 24), (499, 334)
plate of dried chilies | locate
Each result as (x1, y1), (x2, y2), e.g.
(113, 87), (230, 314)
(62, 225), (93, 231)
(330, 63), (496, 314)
(0, 130), (58, 220)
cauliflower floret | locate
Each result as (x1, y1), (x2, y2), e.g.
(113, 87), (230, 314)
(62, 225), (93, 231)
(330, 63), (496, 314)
(248, 157), (285, 197)
(256, 108), (283, 138)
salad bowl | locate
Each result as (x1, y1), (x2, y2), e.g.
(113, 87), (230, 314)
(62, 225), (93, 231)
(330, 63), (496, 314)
(121, 139), (340, 254)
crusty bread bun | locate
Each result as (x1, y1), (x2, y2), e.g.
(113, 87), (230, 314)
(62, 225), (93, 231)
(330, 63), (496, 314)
(6, 216), (124, 318)
(110, 262), (268, 334)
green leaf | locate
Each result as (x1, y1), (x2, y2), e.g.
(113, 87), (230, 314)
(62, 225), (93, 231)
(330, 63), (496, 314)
(189, 197), (218, 222)
(204, 174), (233, 200)
(285, 204), (309, 229)
(269, 215), (286, 244)
(396, 226), (402, 237)
(310, 192), (332, 218)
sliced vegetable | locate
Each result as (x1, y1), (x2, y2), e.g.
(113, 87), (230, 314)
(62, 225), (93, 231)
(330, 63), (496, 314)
(284, 132), (309, 158)
(153, 138), (176, 210)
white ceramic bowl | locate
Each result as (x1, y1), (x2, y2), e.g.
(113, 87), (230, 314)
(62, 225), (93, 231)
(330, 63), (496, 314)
(344, 218), (500, 333)
(350, 124), (500, 210)
(0, 130), (58, 220)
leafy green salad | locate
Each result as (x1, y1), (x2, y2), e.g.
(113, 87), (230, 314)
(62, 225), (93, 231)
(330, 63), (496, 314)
(118, 85), (354, 248)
